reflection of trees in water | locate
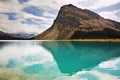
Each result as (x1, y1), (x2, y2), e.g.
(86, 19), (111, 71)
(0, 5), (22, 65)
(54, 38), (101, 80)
(42, 41), (120, 75)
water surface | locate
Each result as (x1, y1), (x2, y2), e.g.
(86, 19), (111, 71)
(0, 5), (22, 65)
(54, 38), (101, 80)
(0, 41), (120, 80)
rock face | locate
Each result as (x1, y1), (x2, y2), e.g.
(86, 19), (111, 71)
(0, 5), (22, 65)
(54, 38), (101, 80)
(36, 4), (120, 40)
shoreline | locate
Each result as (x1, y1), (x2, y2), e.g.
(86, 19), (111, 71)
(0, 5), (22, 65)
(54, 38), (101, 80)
(1, 39), (120, 42)
(56, 39), (120, 42)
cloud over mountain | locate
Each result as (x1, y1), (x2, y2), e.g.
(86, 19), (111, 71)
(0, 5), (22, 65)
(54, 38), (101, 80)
(0, 0), (120, 34)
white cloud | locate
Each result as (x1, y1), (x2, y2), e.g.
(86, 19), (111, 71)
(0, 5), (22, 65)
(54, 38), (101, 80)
(0, 0), (120, 34)
(55, 71), (88, 80)
(26, 0), (60, 9)
(43, 11), (56, 18)
(56, 0), (82, 7)
(99, 57), (120, 70)
(22, 13), (54, 33)
(88, 0), (120, 9)
(99, 10), (120, 22)
(0, 0), (24, 13)
(0, 13), (41, 34)
(0, 0), (41, 34)
(0, 0), (54, 34)
(90, 71), (120, 80)
(55, 76), (87, 80)
(55, 69), (120, 80)
(0, 42), (54, 67)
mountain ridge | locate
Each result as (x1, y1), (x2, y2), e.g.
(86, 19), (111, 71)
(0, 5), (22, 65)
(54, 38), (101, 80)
(35, 4), (120, 40)
(0, 31), (34, 40)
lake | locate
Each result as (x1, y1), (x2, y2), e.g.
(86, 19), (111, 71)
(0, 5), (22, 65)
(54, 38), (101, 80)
(0, 41), (120, 80)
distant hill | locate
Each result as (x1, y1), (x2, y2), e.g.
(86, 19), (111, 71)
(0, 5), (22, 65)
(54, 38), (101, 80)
(35, 4), (120, 40)
(0, 31), (34, 40)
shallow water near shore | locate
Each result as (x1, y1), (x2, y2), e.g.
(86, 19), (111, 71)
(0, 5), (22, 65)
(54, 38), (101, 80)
(0, 41), (120, 80)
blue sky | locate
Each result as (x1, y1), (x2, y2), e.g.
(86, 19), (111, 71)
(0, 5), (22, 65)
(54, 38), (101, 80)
(0, 0), (120, 34)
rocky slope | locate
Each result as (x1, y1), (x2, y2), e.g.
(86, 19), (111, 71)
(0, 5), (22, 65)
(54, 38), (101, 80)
(35, 4), (120, 40)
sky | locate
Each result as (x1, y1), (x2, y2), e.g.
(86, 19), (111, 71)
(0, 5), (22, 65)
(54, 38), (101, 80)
(0, 0), (120, 34)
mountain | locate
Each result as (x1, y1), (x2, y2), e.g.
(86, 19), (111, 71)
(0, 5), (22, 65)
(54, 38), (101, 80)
(0, 31), (34, 40)
(35, 4), (120, 40)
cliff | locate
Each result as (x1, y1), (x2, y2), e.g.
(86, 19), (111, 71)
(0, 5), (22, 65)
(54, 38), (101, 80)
(35, 4), (120, 40)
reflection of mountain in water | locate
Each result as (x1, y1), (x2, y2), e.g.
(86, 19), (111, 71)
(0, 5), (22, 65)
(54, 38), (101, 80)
(42, 42), (120, 75)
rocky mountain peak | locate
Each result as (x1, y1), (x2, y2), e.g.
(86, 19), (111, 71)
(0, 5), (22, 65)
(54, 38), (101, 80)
(57, 4), (101, 20)
(35, 4), (120, 40)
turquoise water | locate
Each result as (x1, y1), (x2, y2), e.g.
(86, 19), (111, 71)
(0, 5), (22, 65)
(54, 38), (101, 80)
(0, 41), (120, 80)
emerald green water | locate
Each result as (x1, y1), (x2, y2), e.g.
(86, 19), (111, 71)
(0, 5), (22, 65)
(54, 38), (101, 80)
(0, 41), (120, 80)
